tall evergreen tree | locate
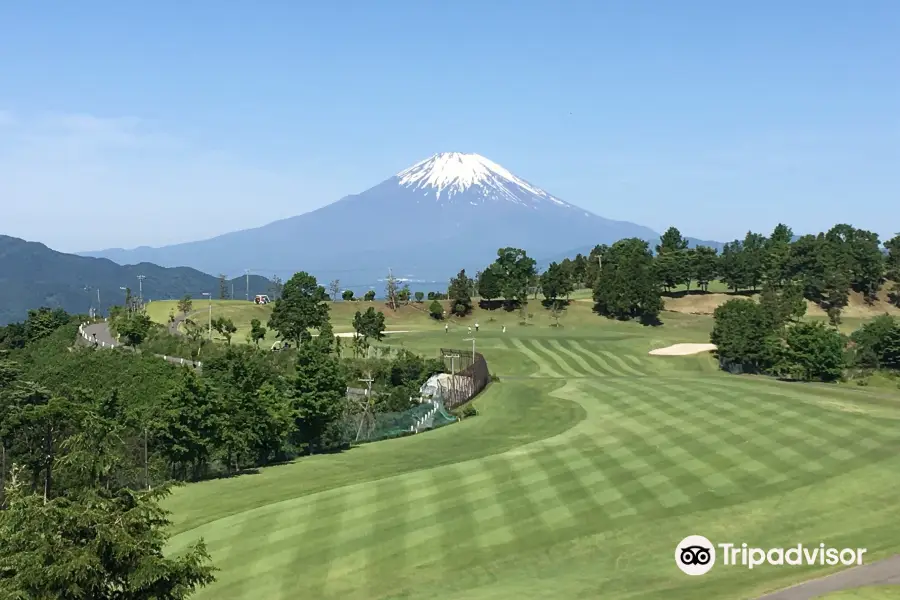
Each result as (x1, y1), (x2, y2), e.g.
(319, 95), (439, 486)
(691, 245), (719, 291)
(593, 238), (662, 323)
(0, 469), (216, 599)
(477, 266), (502, 304)
(447, 269), (474, 316)
(886, 234), (900, 307)
(540, 262), (574, 303)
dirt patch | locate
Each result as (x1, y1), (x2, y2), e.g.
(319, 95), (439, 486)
(333, 330), (411, 338)
(663, 288), (900, 317)
(649, 343), (717, 356)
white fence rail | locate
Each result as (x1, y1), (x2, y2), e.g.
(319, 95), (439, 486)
(78, 320), (202, 370)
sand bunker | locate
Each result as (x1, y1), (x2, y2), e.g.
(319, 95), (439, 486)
(333, 330), (411, 338)
(648, 343), (717, 356)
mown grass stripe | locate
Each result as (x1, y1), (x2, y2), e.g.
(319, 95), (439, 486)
(613, 378), (779, 492)
(511, 338), (563, 378)
(629, 377), (891, 501)
(727, 381), (900, 471)
(623, 354), (644, 367)
(322, 467), (496, 590)
(480, 454), (550, 540)
(433, 466), (482, 571)
(548, 339), (605, 377)
(584, 379), (743, 497)
(354, 475), (415, 598)
(528, 339), (583, 378)
(568, 340), (628, 377)
(627, 378), (789, 486)
(205, 503), (296, 595)
(575, 397), (710, 511)
(529, 441), (606, 522)
(598, 349), (646, 377)
(282, 486), (348, 598)
(492, 337), (512, 350)
(466, 466), (518, 552)
(697, 378), (897, 453)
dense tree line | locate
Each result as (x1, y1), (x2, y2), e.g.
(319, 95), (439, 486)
(0, 293), (441, 597)
(1, 278), (443, 489)
(0, 311), (216, 598)
(462, 224), (898, 328)
(712, 296), (900, 383)
(0, 272), (446, 515)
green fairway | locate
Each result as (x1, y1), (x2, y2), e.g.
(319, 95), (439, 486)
(163, 313), (900, 600)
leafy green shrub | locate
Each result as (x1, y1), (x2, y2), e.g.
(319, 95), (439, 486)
(428, 300), (443, 320)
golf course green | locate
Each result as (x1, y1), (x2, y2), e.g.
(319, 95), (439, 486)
(162, 308), (900, 599)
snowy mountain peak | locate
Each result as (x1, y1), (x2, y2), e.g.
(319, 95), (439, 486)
(395, 152), (573, 209)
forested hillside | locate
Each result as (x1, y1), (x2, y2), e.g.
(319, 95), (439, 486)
(0, 235), (275, 325)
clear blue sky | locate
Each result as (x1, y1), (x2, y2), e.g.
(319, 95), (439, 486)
(1, 0), (897, 252)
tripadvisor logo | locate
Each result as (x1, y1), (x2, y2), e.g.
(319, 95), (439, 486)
(675, 535), (867, 576)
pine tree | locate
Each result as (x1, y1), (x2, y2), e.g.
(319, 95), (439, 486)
(448, 269), (474, 316)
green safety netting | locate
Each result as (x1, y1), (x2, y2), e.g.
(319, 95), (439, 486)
(337, 398), (459, 444)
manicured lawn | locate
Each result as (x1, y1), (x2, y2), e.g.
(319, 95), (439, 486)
(164, 313), (900, 600)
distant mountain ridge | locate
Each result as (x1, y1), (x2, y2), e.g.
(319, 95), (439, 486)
(80, 152), (723, 288)
(0, 235), (272, 325)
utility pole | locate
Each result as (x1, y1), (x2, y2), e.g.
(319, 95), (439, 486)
(354, 374), (375, 442)
(445, 352), (460, 408)
(463, 337), (476, 362)
(231, 282), (235, 300)
(137, 275), (146, 306)
(202, 292), (212, 340)
(245, 269), (250, 301)
(120, 286), (130, 313)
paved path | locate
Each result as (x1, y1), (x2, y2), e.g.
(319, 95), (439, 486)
(754, 556), (900, 599)
(77, 320), (202, 370)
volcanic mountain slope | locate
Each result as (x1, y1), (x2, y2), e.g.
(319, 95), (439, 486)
(81, 153), (681, 285)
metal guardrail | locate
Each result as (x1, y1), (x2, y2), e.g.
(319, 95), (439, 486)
(77, 320), (202, 370)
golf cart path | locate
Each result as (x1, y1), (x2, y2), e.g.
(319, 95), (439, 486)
(78, 320), (202, 370)
(755, 554), (900, 599)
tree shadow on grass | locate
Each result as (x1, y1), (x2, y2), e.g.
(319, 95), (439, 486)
(539, 299), (573, 309)
(589, 303), (664, 327)
(661, 289), (755, 299)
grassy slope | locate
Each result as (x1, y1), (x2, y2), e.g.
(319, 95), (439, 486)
(147, 297), (638, 345)
(164, 312), (900, 600)
(147, 278), (899, 345)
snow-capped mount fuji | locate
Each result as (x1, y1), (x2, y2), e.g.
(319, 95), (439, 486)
(80, 152), (664, 290)
(396, 152), (581, 212)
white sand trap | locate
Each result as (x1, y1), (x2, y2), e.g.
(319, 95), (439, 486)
(333, 330), (411, 338)
(649, 343), (717, 356)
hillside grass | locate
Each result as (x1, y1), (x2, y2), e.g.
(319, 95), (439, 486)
(164, 312), (900, 600)
(146, 282), (898, 347)
(147, 297), (677, 346)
